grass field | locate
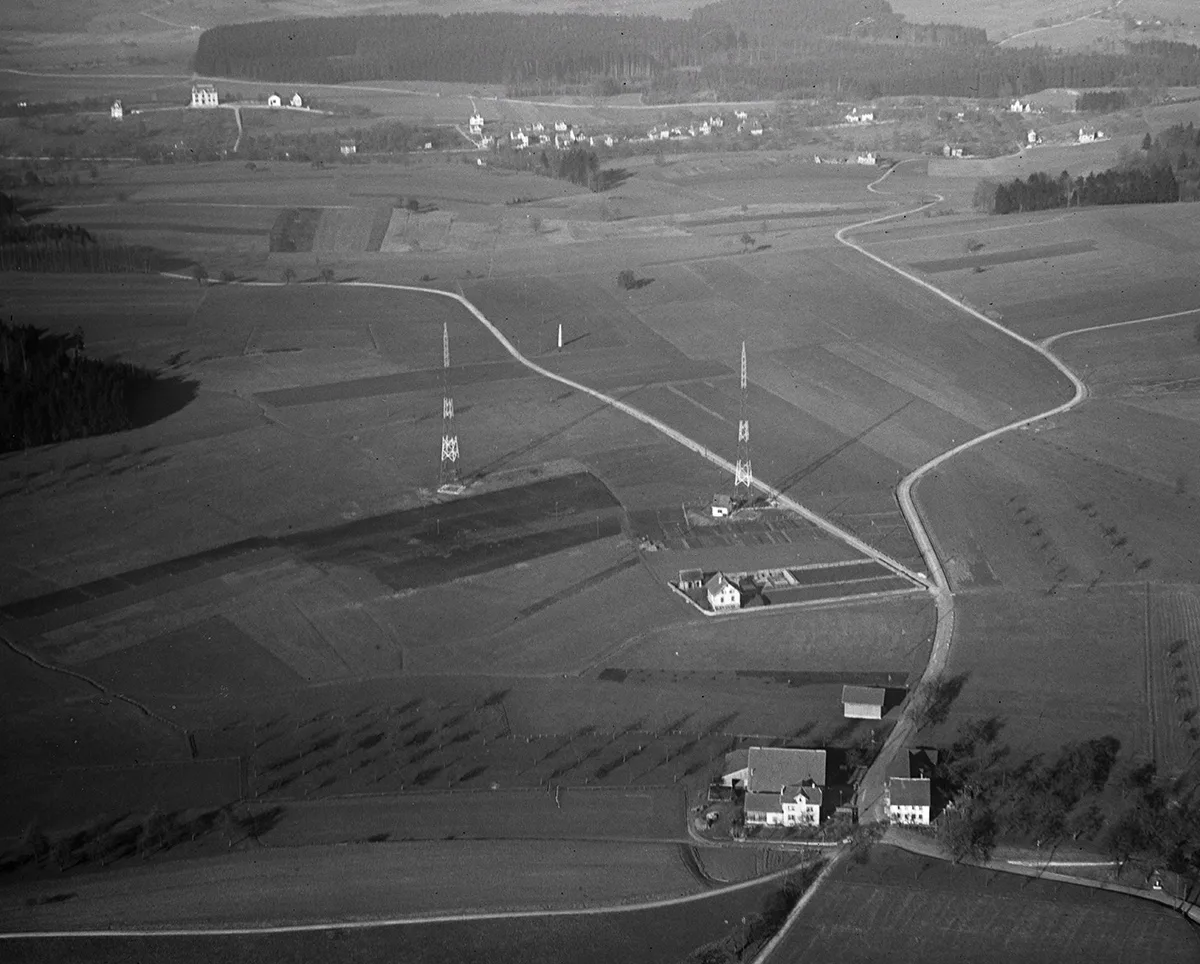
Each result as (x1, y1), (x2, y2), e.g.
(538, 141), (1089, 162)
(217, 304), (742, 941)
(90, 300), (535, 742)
(784, 844), (1200, 962)
(0, 868), (797, 963)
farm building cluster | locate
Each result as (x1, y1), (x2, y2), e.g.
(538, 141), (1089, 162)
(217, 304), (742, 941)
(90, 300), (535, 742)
(716, 747), (852, 829)
(676, 567), (837, 612)
(711, 745), (938, 832)
(466, 109), (767, 151)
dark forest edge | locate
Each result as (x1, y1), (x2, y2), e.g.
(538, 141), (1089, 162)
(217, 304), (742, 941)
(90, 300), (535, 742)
(191, 0), (1200, 101)
(0, 318), (197, 452)
(976, 123), (1200, 213)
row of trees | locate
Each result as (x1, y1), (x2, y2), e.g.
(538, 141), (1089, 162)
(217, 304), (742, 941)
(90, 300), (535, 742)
(193, 2), (1200, 100)
(933, 718), (1200, 895)
(0, 320), (154, 452)
(936, 719), (1122, 862)
(984, 164), (1180, 214)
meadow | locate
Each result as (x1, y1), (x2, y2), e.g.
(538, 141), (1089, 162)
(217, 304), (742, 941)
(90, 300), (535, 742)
(784, 844), (1200, 962)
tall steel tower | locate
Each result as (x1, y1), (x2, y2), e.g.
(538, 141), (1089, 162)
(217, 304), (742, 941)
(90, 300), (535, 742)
(734, 341), (752, 499)
(438, 322), (464, 495)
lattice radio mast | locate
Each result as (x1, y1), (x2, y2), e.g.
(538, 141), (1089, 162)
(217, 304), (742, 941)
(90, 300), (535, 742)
(438, 322), (464, 495)
(734, 341), (752, 499)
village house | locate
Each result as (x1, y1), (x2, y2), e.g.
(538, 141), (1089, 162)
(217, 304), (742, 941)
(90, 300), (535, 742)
(339, 138), (357, 156)
(479, 134), (494, 148)
(886, 748), (939, 826)
(720, 747), (829, 827)
(709, 115), (724, 129)
(532, 121), (545, 133)
(842, 685), (887, 719)
(699, 121), (711, 135)
(267, 92), (282, 108)
(469, 112), (484, 135)
(749, 124), (764, 136)
(510, 130), (529, 149)
(1009, 98), (1032, 113)
(110, 100), (123, 120)
(678, 569), (705, 591)
(942, 144), (965, 158)
(1027, 129), (1042, 146)
(711, 493), (733, 518)
(845, 109), (875, 124)
(190, 83), (219, 108)
(734, 109), (748, 121)
(290, 92), (304, 108)
(705, 572), (741, 612)
(856, 151), (877, 166)
(553, 120), (568, 132)
(1078, 127), (1105, 144)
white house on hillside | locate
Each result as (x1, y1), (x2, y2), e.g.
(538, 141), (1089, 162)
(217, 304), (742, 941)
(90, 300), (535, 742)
(290, 92), (304, 108)
(856, 152), (878, 166)
(339, 138), (357, 156)
(706, 572), (741, 612)
(1078, 127), (1105, 144)
(110, 100), (123, 120)
(469, 113), (485, 134)
(267, 92), (282, 108)
(191, 83), (218, 108)
(1010, 98), (1032, 113)
(845, 109), (875, 124)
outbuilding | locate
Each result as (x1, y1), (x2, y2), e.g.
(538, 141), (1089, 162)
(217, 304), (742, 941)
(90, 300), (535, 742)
(842, 685), (887, 720)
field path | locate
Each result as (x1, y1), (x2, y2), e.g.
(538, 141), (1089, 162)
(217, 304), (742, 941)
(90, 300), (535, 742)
(159, 274), (928, 587)
(838, 162), (1087, 823)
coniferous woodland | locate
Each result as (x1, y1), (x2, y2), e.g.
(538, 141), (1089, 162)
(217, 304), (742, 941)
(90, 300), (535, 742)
(980, 123), (1200, 213)
(0, 320), (155, 452)
(0, 193), (162, 273)
(192, 0), (1200, 100)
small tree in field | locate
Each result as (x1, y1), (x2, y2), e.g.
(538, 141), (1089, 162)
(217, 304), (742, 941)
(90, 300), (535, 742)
(320, 267), (335, 283)
(192, 264), (209, 286)
(282, 267), (295, 285)
(617, 268), (636, 290)
(740, 232), (756, 252)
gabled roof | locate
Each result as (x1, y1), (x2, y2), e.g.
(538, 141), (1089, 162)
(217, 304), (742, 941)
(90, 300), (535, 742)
(885, 747), (941, 780)
(743, 747), (826, 793)
(722, 748), (749, 775)
(889, 777), (931, 808)
(785, 784), (824, 807)
(705, 572), (737, 594)
(745, 791), (784, 814)
(841, 685), (886, 706)
(712, 494), (733, 508)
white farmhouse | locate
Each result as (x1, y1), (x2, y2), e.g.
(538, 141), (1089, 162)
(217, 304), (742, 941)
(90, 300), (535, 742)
(267, 92), (282, 108)
(705, 572), (741, 612)
(886, 748), (939, 826)
(845, 109), (875, 124)
(856, 151), (878, 165)
(721, 747), (829, 827)
(110, 100), (123, 120)
(469, 112), (485, 134)
(1010, 98), (1031, 113)
(290, 92), (304, 108)
(888, 778), (932, 824)
(1078, 127), (1105, 144)
(554, 120), (568, 132)
(1027, 129), (1041, 146)
(190, 83), (219, 108)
